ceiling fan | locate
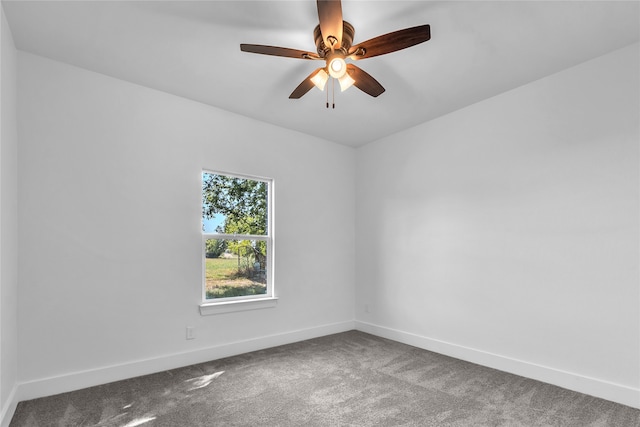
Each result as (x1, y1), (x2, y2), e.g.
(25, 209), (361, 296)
(240, 0), (431, 101)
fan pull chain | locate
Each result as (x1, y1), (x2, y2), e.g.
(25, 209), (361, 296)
(332, 77), (336, 109)
(326, 77), (329, 108)
(323, 78), (336, 109)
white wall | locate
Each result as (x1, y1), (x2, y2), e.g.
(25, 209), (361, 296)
(16, 52), (355, 397)
(0, 4), (19, 425)
(355, 43), (639, 407)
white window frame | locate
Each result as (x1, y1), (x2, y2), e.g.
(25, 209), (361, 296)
(199, 170), (276, 315)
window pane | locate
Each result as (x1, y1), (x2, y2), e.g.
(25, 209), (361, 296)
(202, 172), (267, 235)
(204, 239), (267, 300)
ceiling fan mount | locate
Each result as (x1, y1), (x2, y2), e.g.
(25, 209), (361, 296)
(312, 21), (355, 57)
(240, 0), (431, 100)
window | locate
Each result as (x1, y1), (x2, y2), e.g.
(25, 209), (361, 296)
(201, 171), (274, 311)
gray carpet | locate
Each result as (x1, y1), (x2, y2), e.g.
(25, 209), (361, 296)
(9, 331), (640, 426)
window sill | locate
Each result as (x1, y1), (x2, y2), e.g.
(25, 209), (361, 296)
(199, 297), (278, 316)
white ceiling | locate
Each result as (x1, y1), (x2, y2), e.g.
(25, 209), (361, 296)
(3, 0), (639, 147)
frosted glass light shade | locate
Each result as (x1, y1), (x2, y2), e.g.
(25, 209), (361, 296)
(311, 69), (329, 91)
(338, 73), (355, 91)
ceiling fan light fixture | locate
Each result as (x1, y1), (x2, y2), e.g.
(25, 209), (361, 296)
(328, 57), (347, 79)
(338, 73), (355, 91)
(311, 69), (329, 91)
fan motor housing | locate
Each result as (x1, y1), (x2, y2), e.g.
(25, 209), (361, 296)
(314, 21), (355, 57)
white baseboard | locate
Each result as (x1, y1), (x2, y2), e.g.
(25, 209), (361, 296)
(0, 385), (18, 427)
(355, 320), (640, 409)
(15, 320), (355, 404)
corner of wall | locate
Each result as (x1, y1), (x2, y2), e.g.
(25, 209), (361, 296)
(0, 385), (17, 427)
(0, 3), (20, 426)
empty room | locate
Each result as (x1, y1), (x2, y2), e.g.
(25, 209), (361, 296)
(1, 0), (639, 426)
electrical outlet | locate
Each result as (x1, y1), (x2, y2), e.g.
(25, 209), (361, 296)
(364, 304), (370, 313)
(186, 326), (195, 340)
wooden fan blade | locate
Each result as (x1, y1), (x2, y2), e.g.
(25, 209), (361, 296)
(349, 25), (430, 60)
(240, 44), (320, 60)
(346, 64), (385, 97)
(289, 68), (325, 99)
(317, 0), (343, 49)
